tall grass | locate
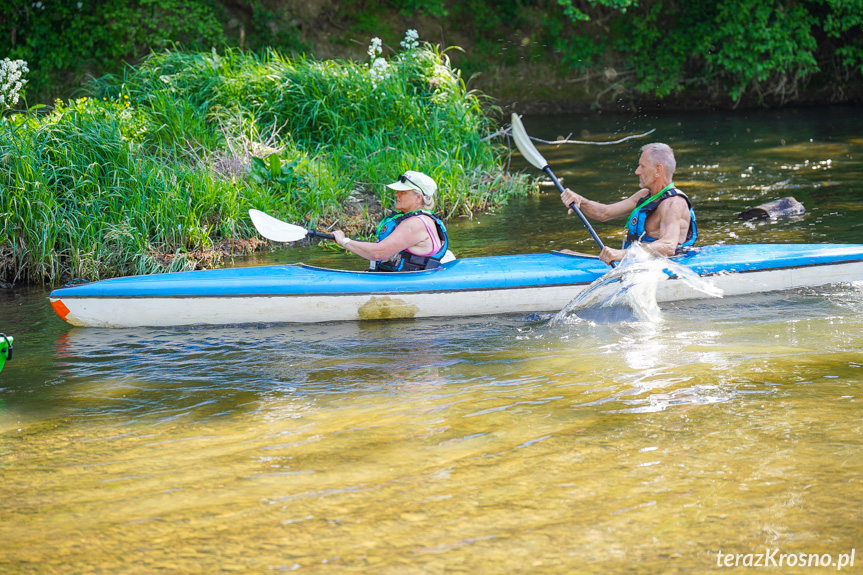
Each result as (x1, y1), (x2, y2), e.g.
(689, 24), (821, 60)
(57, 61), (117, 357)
(0, 35), (532, 285)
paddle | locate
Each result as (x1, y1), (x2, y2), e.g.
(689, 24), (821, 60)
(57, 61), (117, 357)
(248, 209), (334, 242)
(510, 113), (616, 267)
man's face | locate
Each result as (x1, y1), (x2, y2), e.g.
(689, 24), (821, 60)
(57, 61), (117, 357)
(635, 151), (657, 189)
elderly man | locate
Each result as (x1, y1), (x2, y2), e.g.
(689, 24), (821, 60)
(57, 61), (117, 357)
(560, 142), (697, 264)
(332, 171), (451, 271)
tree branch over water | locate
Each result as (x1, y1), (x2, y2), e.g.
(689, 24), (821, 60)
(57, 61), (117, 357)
(488, 126), (655, 146)
(522, 128), (656, 146)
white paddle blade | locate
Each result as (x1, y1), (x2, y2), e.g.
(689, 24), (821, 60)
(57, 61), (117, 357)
(510, 113), (548, 171)
(248, 209), (309, 242)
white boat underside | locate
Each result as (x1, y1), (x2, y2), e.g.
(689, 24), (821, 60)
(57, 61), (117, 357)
(53, 260), (863, 328)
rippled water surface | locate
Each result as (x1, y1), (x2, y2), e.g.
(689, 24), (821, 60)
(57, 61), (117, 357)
(2, 107), (863, 573)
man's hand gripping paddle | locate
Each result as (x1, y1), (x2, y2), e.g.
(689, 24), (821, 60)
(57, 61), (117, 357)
(510, 113), (616, 268)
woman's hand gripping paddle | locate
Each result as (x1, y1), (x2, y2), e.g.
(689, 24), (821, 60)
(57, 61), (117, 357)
(248, 209), (335, 243)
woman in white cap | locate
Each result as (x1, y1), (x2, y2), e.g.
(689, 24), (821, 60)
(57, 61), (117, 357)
(332, 171), (452, 271)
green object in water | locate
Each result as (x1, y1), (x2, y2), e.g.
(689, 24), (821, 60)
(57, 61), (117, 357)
(0, 334), (12, 372)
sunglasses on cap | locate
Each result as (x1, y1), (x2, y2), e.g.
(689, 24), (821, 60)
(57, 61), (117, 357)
(397, 173), (426, 195)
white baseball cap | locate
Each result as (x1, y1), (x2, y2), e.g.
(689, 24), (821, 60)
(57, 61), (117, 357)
(386, 171), (437, 197)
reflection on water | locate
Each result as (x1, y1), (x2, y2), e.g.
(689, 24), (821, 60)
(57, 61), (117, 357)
(3, 285), (862, 572)
(2, 107), (863, 573)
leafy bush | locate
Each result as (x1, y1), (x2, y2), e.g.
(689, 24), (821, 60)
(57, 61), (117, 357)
(554, 0), (863, 105)
(4, 0), (863, 109)
(0, 35), (530, 284)
(1, 0), (227, 103)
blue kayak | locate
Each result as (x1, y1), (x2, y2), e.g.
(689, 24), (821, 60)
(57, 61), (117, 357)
(48, 244), (863, 327)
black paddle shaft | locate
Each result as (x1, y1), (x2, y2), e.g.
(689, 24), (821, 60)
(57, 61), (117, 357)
(307, 230), (335, 240)
(542, 166), (617, 268)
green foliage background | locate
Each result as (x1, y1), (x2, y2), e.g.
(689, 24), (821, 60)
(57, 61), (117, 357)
(4, 0), (862, 108)
(2, 0), (862, 285)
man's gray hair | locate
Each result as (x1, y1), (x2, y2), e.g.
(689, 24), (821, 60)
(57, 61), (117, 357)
(641, 143), (676, 177)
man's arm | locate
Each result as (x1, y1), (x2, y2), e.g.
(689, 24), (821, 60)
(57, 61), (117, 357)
(561, 188), (645, 222)
(598, 196), (691, 264)
(644, 196), (690, 257)
(599, 197), (690, 263)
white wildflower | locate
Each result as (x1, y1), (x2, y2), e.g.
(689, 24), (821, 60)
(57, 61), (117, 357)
(0, 58), (29, 110)
(366, 37), (391, 89)
(369, 56), (390, 89)
(367, 37), (382, 59)
(400, 29), (419, 51)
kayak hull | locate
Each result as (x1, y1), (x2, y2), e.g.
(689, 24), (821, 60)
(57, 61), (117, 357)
(48, 244), (863, 328)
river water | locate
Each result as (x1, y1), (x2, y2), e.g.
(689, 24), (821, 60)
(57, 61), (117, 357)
(2, 107), (862, 573)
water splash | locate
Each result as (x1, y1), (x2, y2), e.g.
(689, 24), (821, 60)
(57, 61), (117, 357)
(550, 243), (723, 325)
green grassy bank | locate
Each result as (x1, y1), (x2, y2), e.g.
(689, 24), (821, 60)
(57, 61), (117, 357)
(0, 36), (532, 286)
